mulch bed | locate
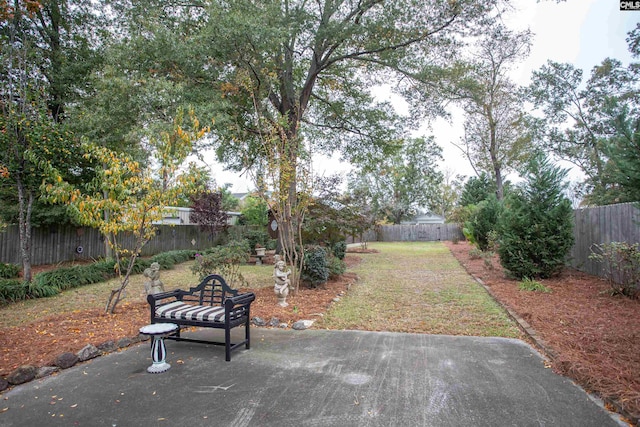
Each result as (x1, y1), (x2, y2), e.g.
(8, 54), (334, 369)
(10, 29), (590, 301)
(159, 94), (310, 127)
(444, 241), (640, 425)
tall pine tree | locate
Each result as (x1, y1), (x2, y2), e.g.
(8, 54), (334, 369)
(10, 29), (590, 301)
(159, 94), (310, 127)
(498, 153), (574, 279)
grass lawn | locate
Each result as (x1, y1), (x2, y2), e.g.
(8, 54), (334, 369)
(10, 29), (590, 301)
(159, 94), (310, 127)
(0, 261), (276, 329)
(1, 242), (520, 339)
(321, 242), (522, 338)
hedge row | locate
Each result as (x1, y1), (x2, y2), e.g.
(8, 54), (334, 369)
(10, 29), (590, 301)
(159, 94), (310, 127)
(0, 250), (196, 305)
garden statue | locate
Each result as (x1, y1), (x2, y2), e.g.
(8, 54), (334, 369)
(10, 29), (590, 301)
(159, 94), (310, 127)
(144, 262), (165, 295)
(273, 258), (290, 307)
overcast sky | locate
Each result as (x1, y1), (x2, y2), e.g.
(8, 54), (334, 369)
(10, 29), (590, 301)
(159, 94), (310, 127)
(206, 0), (640, 192)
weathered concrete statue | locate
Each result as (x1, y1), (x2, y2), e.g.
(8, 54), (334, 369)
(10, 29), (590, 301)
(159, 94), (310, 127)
(273, 258), (290, 307)
(143, 262), (165, 295)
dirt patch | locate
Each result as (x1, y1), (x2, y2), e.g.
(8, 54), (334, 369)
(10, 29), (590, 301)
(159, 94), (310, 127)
(444, 240), (640, 424)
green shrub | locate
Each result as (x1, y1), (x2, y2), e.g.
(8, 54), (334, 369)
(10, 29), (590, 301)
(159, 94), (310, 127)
(27, 281), (60, 298)
(3, 249), (196, 305)
(486, 230), (499, 252)
(302, 246), (329, 287)
(457, 204), (480, 245)
(589, 242), (640, 298)
(328, 255), (346, 278)
(0, 263), (20, 279)
(483, 255), (494, 271)
(467, 195), (502, 251)
(0, 278), (58, 303)
(518, 277), (551, 293)
(498, 154), (574, 279)
(242, 228), (270, 251)
(469, 248), (495, 269)
(332, 241), (347, 260)
(33, 266), (82, 291)
(0, 279), (27, 303)
(469, 248), (484, 260)
(33, 260), (117, 291)
(90, 259), (118, 276)
(449, 204), (479, 229)
(191, 240), (250, 287)
(266, 238), (278, 251)
(151, 250), (196, 269)
(129, 257), (152, 275)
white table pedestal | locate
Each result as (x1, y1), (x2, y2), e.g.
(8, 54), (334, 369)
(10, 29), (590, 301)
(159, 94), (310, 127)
(139, 323), (179, 373)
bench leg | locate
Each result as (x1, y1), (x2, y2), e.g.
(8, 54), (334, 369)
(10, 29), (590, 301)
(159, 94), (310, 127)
(245, 319), (251, 350)
(225, 327), (231, 362)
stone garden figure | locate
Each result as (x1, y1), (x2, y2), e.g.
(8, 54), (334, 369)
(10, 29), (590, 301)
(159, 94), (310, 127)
(273, 259), (290, 307)
(144, 262), (165, 295)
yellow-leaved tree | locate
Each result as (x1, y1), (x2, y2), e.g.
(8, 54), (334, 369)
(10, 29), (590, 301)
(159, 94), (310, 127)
(40, 109), (208, 313)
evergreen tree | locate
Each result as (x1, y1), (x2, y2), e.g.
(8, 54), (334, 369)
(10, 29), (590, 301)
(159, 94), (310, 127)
(498, 153), (574, 279)
(459, 172), (496, 206)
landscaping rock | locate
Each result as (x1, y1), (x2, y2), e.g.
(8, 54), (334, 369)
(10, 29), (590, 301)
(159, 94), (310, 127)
(292, 320), (314, 330)
(117, 337), (133, 348)
(97, 340), (117, 353)
(7, 365), (37, 385)
(252, 317), (267, 327)
(55, 352), (78, 369)
(0, 377), (8, 391)
(279, 323), (288, 329)
(36, 366), (59, 379)
(77, 344), (100, 362)
(268, 317), (280, 327)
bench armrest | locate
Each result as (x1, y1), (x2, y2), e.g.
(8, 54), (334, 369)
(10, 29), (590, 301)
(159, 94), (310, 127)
(147, 289), (184, 304)
(147, 289), (188, 324)
(224, 292), (256, 322)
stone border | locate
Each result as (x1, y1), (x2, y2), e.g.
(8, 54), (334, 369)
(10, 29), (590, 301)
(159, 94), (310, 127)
(473, 277), (557, 359)
(0, 334), (150, 393)
(0, 305), (334, 393)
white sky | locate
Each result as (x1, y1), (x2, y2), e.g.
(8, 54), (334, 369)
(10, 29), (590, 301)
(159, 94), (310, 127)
(205, 0), (640, 192)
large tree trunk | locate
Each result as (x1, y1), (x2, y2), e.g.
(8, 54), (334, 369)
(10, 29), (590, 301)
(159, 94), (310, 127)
(103, 190), (113, 258)
(487, 105), (504, 200)
(279, 135), (304, 293)
(16, 175), (33, 282)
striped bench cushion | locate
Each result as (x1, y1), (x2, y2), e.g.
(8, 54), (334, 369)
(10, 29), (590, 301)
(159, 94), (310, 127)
(155, 301), (225, 323)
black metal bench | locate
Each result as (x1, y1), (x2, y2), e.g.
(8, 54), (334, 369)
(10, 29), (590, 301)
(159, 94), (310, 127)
(146, 274), (256, 361)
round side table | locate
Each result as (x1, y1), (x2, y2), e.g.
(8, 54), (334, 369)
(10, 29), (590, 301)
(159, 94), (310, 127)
(139, 323), (179, 373)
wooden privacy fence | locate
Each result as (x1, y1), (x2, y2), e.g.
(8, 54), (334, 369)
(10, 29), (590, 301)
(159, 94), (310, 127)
(3, 204), (639, 281)
(347, 224), (464, 244)
(570, 202), (640, 276)
(0, 225), (216, 266)
(376, 224), (464, 242)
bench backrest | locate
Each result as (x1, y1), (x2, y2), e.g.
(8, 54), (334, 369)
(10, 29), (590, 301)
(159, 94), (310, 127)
(180, 274), (239, 307)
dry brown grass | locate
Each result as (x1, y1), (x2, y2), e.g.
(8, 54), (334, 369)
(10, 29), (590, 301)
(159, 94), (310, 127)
(320, 242), (522, 338)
